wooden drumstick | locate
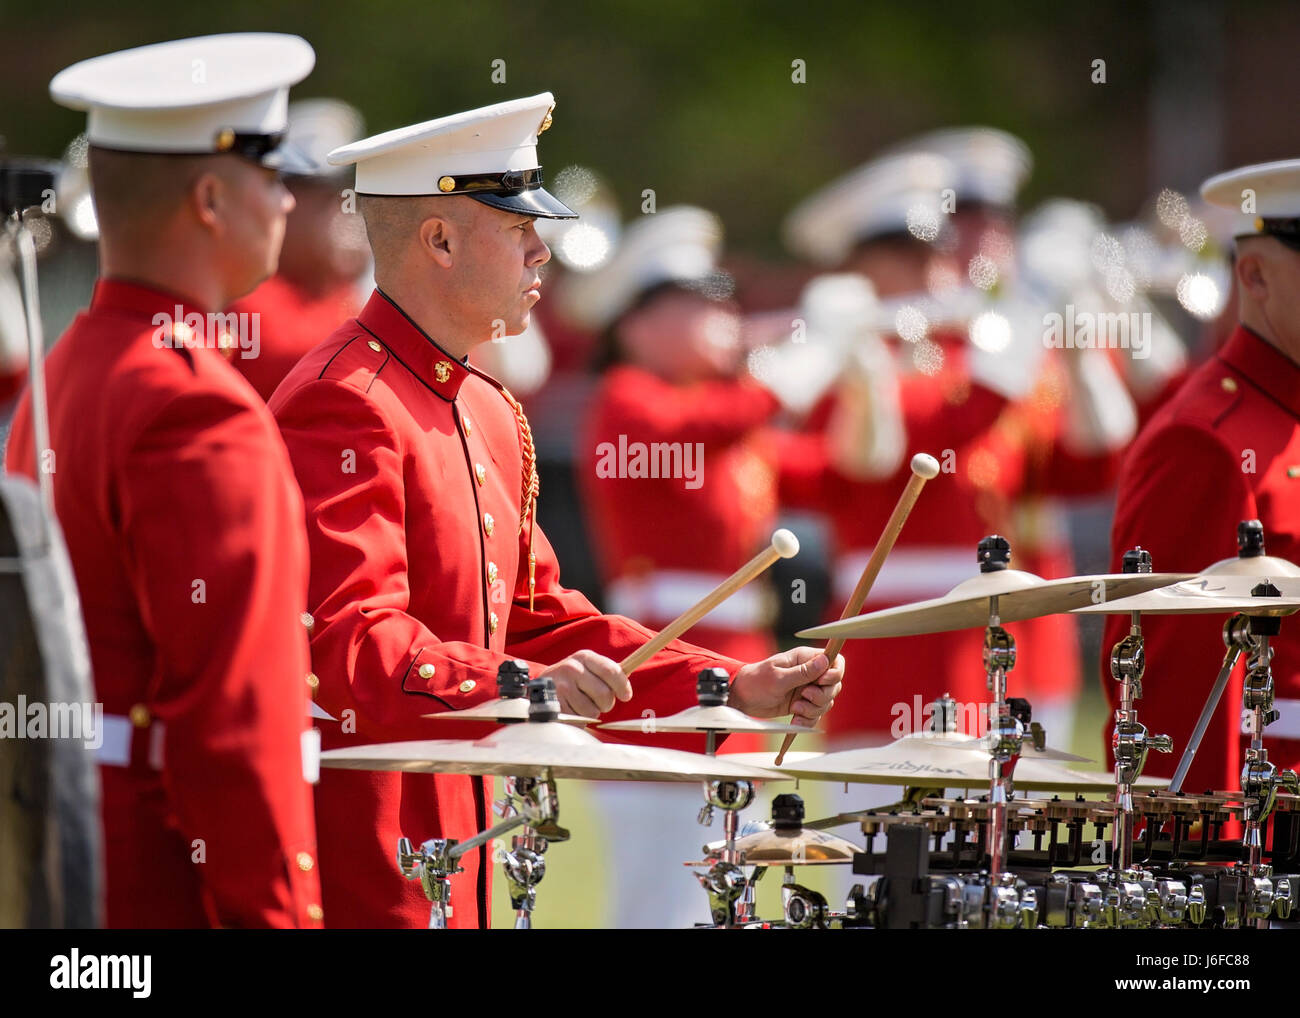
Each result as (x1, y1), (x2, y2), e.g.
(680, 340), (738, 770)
(774, 452), (942, 765)
(618, 529), (800, 675)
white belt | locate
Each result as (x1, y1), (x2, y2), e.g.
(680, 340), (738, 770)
(1252, 699), (1300, 741)
(607, 570), (774, 631)
(834, 547), (974, 605)
(97, 712), (321, 784)
(96, 714), (165, 770)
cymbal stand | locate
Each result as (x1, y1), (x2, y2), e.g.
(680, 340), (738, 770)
(496, 774), (567, 929)
(1237, 586), (1298, 927)
(1170, 614), (1253, 792)
(693, 667), (755, 927)
(983, 593), (1020, 880)
(1109, 548), (1171, 871)
(397, 770), (559, 929)
(696, 780), (755, 927)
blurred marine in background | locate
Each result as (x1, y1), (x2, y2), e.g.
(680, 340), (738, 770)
(231, 98), (371, 401)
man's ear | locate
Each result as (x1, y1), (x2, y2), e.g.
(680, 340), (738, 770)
(190, 171), (223, 232)
(419, 212), (456, 269)
(1235, 245), (1268, 303)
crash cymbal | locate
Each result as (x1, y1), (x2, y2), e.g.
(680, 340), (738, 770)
(762, 733), (1112, 790)
(721, 750), (825, 769)
(598, 704), (811, 735)
(1201, 552), (1300, 578)
(687, 826), (862, 866)
(320, 720), (788, 782)
(797, 570), (1189, 639)
(920, 731), (1093, 763)
(1072, 576), (1300, 616)
(1060, 770), (1170, 790)
(422, 699), (593, 725)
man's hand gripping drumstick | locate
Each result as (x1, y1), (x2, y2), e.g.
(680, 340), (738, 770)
(545, 530), (844, 721)
(773, 452), (941, 764)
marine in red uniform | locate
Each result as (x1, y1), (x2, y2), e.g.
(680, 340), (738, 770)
(1106, 159), (1300, 797)
(5, 34), (324, 928)
(229, 99), (370, 401)
(270, 94), (844, 929)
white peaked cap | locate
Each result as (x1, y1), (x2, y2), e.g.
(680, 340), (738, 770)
(888, 126), (1031, 210)
(783, 151), (957, 266)
(561, 206), (725, 331)
(327, 92), (575, 219)
(50, 33), (315, 165)
(284, 98), (366, 178)
(1201, 159), (1300, 248)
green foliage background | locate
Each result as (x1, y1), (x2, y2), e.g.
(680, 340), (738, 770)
(4, 0), (1296, 255)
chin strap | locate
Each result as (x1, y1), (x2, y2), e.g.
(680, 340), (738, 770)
(501, 385), (541, 610)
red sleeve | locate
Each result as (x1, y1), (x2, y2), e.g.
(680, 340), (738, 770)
(120, 388), (321, 929)
(1102, 422), (1256, 791)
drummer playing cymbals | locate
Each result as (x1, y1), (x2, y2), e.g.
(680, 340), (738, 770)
(268, 93), (843, 929)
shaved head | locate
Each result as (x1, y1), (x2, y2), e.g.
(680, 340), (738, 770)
(359, 194), (469, 275)
(88, 147), (218, 240)
(88, 145), (295, 310)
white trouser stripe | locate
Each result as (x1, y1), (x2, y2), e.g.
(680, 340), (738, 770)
(607, 570), (773, 631)
(95, 714), (132, 767)
(95, 714), (165, 770)
(835, 547), (974, 604)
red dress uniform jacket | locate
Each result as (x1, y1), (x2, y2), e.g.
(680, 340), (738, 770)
(5, 280), (322, 928)
(229, 274), (362, 402)
(270, 290), (743, 929)
(1105, 325), (1300, 796)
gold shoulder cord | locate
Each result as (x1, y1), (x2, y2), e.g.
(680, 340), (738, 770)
(501, 386), (541, 610)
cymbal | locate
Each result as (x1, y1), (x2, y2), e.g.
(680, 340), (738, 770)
(1060, 770), (1170, 789)
(687, 826), (862, 866)
(756, 733), (1114, 790)
(722, 750), (825, 769)
(598, 704), (811, 735)
(921, 731), (1093, 763)
(1073, 576), (1300, 616)
(422, 699), (593, 725)
(797, 570), (1189, 639)
(1202, 552), (1300, 578)
(320, 720), (788, 783)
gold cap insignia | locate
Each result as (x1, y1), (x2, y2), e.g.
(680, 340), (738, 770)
(435, 360), (453, 383)
(538, 105), (555, 135)
(438, 175), (457, 193)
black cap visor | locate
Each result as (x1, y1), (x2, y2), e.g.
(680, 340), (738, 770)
(1256, 217), (1300, 254)
(471, 185), (576, 220)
